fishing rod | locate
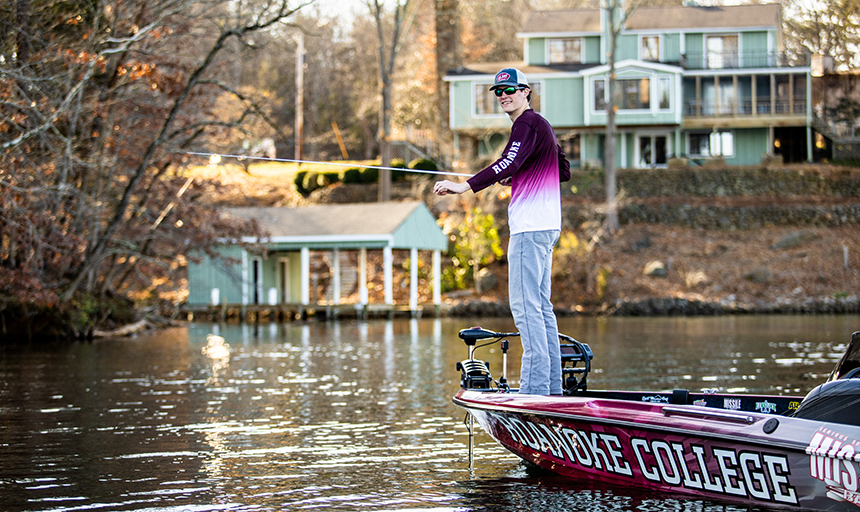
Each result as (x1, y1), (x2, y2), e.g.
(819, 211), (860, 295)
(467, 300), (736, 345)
(185, 151), (475, 177)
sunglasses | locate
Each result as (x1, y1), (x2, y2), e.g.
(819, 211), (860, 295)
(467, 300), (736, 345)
(494, 86), (525, 97)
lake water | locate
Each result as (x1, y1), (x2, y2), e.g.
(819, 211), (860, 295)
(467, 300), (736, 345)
(1, 314), (859, 511)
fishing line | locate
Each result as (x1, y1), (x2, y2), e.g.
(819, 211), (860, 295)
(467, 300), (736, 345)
(186, 151), (474, 177)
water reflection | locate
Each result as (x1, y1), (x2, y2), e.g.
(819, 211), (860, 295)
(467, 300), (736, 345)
(202, 334), (231, 381)
(0, 315), (857, 511)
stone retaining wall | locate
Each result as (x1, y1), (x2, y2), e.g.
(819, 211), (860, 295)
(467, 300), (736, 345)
(564, 203), (860, 230)
(565, 166), (860, 230)
(568, 166), (860, 199)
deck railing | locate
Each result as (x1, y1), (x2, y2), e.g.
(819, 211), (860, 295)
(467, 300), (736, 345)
(683, 97), (807, 117)
(681, 51), (809, 70)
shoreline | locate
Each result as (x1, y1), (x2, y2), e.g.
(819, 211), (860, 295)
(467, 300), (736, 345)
(445, 294), (860, 318)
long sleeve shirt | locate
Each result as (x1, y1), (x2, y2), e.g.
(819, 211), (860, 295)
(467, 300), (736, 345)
(467, 109), (570, 235)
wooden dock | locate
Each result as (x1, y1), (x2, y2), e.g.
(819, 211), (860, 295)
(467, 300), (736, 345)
(182, 302), (441, 322)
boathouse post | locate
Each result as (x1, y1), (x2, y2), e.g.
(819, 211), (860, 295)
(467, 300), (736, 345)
(241, 249), (248, 320)
(300, 247), (310, 306)
(332, 248), (341, 305)
(383, 246), (393, 305)
(409, 247), (418, 313)
(432, 250), (441, 306)
(359, 247), (368, 306)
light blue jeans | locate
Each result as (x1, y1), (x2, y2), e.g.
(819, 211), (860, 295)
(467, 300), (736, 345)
(508, 230), (562, 395)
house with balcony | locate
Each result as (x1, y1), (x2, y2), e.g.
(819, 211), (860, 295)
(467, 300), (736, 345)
(445, 3), (813, 168)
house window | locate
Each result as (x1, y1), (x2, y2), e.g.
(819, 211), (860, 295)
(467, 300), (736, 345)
(640, 35), (660, 62)
(474, 82), (541, 116)
(594, 80), (606, 111)
(702, 78), (736, 115)
(638, 135), (668, 167)
(620, 78), (650, 110)
(658, 77), (671, 110)
(548, 38), (582, 64)
(593, 78), (650, 110)
(559, 133), (581, 163)
(475, 83), (504, 115)
(706, 35), (739, 69)
(689, 131), (734, 157)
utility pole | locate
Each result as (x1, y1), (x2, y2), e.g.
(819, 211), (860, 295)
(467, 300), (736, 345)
(295, 32), (304, 161)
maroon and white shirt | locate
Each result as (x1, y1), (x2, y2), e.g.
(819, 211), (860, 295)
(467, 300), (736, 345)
(467, 109), (570, 234)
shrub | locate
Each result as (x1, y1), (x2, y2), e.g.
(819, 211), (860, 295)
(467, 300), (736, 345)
(301, 171), (321, 195)
(320, 171), (340, 186)
(294, 170), (309, 196)
(342, 167), (362, 184)
(360, 167), (379, 183)
(409, 158), (439, 180)
(390, 159), (408, 182)
(409, 158), (438, 170)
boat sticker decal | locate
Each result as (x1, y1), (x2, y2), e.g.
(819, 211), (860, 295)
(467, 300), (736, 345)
(806, 428), (860, 506)
(724, 398), (742, 410)
(692, 399), (707, 407)
(642, 395), (669, 403)
(755, 400), (777, 414)
(485, 410), (799, 505)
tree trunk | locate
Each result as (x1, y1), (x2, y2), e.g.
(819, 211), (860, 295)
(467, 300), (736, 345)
(604, 0), (620, 233)
(378, 77), (392, 202)
(372, 0), (414, 203)
(15, 0), (30, 66)
(434, 0), (461, 163)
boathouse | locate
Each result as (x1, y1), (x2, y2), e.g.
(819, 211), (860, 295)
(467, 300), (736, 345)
(185, 201), (449, 318)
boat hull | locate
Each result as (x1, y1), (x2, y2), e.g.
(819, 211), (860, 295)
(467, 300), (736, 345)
(455, 389), (860, 511)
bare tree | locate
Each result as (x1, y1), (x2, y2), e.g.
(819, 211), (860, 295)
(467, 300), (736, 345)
(604, 0), (622, 233)
(783, 0), (860, 71)
(435, 0), (461, 161)
(1, 0), (301, 334)
(368, 0), (418, 201)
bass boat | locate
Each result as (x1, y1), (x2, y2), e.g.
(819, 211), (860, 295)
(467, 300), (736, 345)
(453, 328), (860, 511)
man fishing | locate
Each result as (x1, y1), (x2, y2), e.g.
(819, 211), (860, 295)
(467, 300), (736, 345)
(433, 67), (571, 396)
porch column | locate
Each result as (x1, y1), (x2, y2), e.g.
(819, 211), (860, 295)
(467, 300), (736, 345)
(580, 133), (587, 163)
(300, 246), (310, 305)
(770, 74), (776, 114)
(409, 247), (418, 312)
(620, 132), (627, 168)
(241, 250), (249, 306)
(383, 246), (393, 305)
(359, 247), (368, 305)
(807, 72), (814, 163)
(332, 248), (341, 305)
(768, 126), (775, 153)
(789, 73), (794, 114)
(432, 250), (441, 306)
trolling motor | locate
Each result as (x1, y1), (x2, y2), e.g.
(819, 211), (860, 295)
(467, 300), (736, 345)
(457, 327), (593, 395)
(457, 327), (519, 391)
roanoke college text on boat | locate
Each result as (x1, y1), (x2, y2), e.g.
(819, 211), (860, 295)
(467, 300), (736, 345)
(453, 328), (860, 511)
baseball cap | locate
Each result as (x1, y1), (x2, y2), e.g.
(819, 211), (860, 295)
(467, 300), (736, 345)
(490, 68), (529, 91)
